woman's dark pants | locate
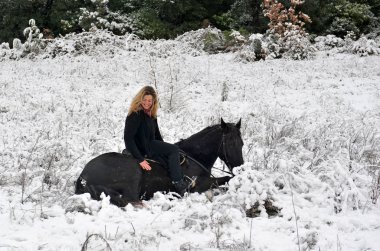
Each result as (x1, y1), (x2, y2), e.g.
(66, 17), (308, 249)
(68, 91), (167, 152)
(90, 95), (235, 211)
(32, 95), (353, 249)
(149, 140), (183, 182)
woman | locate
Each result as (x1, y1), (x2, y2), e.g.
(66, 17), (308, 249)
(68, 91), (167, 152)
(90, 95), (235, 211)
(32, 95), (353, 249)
(124, 86), (190, 196)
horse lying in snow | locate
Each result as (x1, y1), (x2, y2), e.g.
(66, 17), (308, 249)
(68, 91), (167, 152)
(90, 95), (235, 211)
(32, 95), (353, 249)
(75, 119), (244, 206)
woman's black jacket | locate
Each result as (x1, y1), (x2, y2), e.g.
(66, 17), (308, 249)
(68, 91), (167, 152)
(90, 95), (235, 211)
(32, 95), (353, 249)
(124, 110), (163, 162)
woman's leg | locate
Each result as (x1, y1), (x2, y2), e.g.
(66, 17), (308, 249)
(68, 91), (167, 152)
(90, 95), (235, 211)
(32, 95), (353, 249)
(149, 140), (183, 182)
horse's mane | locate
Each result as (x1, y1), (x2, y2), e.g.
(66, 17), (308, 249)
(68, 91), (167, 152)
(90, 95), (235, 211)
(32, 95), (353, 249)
(175, 124), (221, 147)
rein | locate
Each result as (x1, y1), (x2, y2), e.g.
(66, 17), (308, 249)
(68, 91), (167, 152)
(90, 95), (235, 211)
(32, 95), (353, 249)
(212, 166), (234, 176)
(179, 150), (216, 179)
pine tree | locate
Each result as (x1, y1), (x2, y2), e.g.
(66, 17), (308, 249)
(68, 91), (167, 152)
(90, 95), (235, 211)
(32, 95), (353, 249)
(229, 0), (268, 33)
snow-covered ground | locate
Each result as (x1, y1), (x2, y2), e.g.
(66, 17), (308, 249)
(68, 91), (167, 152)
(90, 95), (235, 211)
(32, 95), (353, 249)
(1, 33), (380, 250)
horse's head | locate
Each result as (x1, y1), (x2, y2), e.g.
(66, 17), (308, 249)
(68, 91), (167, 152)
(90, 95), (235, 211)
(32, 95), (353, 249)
(218, 118), (244, 172)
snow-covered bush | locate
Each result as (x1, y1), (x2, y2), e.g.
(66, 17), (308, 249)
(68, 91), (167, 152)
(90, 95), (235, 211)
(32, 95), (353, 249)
(234, 33), (267, 62)
(0, 42), (10, 50)
(261, 0), (314, 60)
(375, 35), (380, 45)
(43, 29), (126, 58)
(176, 27), (225, 54)
(0, 39), (24, 61)
(314, 34), (380, 56)
(23, 19), (44, 57)
(0, 42), (11, 61)
(12, 39), (22, 52)
(314, 35), (345, 50)
(2, 28), (207, 60)
(348, 36), (380, 56)
(223, 167), (282, 217)
(223, 30), (247, 53)
(229, 30), (247, 44)
(0, 19), (48, 60)
(235, 45), (258, 62)
(236, 31), (314, 61)
(261, 30), (315, 60)
(275, 30), (315, 60)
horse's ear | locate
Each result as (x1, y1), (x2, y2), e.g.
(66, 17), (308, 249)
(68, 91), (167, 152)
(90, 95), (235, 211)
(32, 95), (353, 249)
(236, 118), (241, 129)
(221, 118), (227, 129)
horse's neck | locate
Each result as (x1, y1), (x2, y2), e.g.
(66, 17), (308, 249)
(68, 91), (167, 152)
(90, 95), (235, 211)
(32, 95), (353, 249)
(185, 147), (218, 170)
(178, 127), (221, 169)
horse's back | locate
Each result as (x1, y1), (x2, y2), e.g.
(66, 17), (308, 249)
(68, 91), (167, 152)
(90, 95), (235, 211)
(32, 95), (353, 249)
(80, 152), (142, 185)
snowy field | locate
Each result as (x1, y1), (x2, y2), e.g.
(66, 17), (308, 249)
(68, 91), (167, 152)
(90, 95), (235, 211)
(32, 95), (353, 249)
(1, 33), (380, 250)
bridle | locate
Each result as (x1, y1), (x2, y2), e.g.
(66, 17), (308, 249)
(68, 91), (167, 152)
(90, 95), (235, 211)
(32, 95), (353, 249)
(215, 132), (235, 176)
(179, 128), (235, 178)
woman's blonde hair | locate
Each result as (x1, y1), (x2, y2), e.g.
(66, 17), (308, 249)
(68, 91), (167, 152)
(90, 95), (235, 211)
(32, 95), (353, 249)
(128, 86), (159, 118)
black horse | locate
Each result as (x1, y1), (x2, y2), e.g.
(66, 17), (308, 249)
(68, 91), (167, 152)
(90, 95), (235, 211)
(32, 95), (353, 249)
(75, 118), (244, 206)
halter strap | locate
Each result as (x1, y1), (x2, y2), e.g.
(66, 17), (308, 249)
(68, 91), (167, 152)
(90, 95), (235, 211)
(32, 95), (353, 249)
(216, 133), (235, 176)
(185, 128), (235, 177)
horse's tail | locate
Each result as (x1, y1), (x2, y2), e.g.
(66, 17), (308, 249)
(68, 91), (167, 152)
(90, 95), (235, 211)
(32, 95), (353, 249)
(74, 176), (128, 207)
(74, 176), (86, 194)
(74, 176), (97, 198)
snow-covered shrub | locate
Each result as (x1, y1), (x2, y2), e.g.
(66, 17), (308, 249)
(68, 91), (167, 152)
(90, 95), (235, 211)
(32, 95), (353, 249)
(2, 19), (47, 60)
(21, 28), (206, 59)
(375, 35), (380, 45)
(138, 39), (202, 59)
(201, 27), (225, 53)
(234, 33), (267, 62)
(0, 42), (10, 50)
(65, 194), (103, 214)
(348, 37), (380, 56)
(234, 33), (272, 62)
(251, 35), (264, 56)
(43, 30), (126, 58)
(276, 30), (315, 60)
(223, 30), (247, 53)
(256, 31), (315, 60)
(237, 6), (317, 61)
(262, 0), (314, 60)
(0, 43), (11, 61)
(229, 30), (247, 44)
(176, 27), (225, 54)
(235, 45), (257, 62)
(314, 35), (345, 50)
(12, 39), (22, 51)
(23, 19), (44, 57)
(313, 33), (380, 56)
(219, 167), (282, 216)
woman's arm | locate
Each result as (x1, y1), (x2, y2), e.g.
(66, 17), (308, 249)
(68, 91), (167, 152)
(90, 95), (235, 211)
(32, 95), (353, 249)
(124, 112), (144, 162)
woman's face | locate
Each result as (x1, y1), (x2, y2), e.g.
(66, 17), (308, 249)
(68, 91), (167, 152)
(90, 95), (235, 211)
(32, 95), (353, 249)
(141, 95), (154, 110)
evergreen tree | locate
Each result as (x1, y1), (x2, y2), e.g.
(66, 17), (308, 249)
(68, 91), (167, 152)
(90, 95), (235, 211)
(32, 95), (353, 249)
(229, 0), (268, 33)
(0, 0), (45, 44)
(301, 0), (337, 35)
(351, 0), (380, 16)
(327, 0), (375, 37)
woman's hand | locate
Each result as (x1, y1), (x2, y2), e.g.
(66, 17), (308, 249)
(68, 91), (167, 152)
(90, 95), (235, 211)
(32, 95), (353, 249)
(139, 160), (151, 171)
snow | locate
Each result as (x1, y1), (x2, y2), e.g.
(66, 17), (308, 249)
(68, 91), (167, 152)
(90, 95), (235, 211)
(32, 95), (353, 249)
(0, 32), (380, 250)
